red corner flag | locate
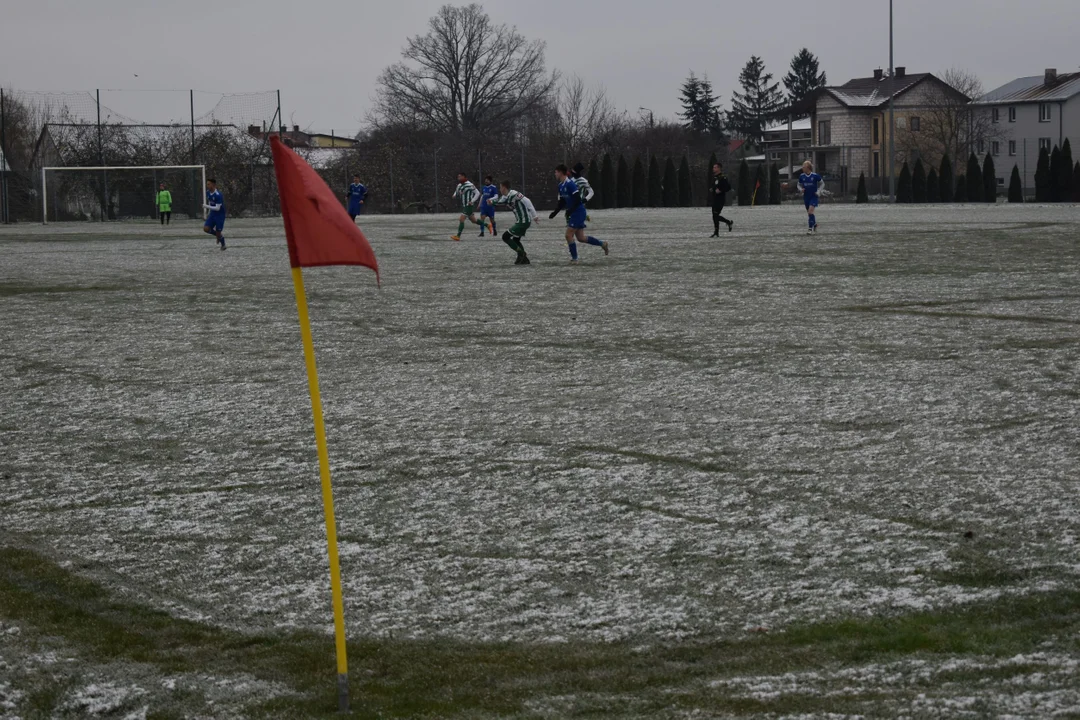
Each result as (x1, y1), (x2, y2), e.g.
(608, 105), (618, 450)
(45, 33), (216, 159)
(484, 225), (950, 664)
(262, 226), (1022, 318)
(270, 135), (379, 281)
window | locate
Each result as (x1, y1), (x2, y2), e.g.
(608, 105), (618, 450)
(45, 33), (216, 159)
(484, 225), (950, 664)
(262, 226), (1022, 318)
(1039, 137), (1053, 151)
(896, 117), (907, 129)
(1009, 140), (1017, 156)
(978, 140), (985, 154)
(910, 116), (921, 132)
(1008, 106), (1016, 122)
(818, 120), (831, 145)
(873, 152), (880, 178)
(992, 141), (1001, 156)
(873, 118), (880, 145)
(1039, 103), (1052, 122)
(992, 108), (1000, 123)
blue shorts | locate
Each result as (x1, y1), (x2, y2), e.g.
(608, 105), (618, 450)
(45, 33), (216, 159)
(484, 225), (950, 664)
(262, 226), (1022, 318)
(804, 196), (819, 209)
(204, 213), (226, 232)
(566, 209), (587, 230)
(348, 203), (364, 216)
(481, 204), (496, 218)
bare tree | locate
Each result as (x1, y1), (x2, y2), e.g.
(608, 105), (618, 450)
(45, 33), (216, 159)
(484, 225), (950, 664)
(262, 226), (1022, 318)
(897, 68), (1000, 167)
(372, 4), (557, 134)
(555, 74), (623, 159)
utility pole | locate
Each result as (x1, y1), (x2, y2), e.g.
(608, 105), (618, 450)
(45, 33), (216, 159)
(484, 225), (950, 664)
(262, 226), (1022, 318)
(97, 89), (106, 221)
(888, 0), (896, 202)
(0, 88), (8, 224)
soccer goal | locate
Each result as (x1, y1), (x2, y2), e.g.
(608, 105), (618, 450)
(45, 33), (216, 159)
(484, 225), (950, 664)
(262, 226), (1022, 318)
(41, 165), (206, 224)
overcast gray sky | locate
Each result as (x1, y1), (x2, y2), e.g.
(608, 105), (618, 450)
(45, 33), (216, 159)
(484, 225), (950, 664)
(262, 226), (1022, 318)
(2, 0), (1078, 132)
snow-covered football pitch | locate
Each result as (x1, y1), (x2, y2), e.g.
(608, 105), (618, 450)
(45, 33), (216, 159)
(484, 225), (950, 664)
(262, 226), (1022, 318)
(1, 204), (1079, 718)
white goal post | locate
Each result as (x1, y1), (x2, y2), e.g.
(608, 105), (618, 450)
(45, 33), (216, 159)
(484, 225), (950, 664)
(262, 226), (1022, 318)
(41, 164), (206, 224)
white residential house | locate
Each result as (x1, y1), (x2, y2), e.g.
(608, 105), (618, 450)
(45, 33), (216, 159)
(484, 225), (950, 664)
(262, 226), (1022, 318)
(970, 69), (1080, 195)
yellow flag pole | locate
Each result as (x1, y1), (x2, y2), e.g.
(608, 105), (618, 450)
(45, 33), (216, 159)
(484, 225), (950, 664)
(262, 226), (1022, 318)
(291, 266), (350, 713)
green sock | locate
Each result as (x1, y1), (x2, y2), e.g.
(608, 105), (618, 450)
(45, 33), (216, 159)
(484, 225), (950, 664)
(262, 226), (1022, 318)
(457, 220), (465, 235)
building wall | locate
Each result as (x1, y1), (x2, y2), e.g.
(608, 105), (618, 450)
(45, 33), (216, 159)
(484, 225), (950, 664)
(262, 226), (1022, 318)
(978, 98), (1079, 193)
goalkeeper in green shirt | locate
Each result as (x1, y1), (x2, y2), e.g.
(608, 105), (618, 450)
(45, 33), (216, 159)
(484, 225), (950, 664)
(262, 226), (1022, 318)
(156, 183), (172, 225)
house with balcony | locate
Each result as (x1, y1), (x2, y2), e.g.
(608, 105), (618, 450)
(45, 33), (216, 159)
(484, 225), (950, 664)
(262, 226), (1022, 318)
(777, 68), (969, 194)
(969, 69), (1080, 195)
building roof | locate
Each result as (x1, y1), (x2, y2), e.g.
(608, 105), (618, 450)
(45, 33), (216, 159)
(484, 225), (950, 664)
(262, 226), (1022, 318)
(972, 72), (1080, 105)
(825, 72), (936, 108)
(763, 117), (812, 133)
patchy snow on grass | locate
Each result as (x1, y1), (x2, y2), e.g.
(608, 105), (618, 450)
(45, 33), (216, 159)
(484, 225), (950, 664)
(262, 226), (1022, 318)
(2, 206), (1080, 713)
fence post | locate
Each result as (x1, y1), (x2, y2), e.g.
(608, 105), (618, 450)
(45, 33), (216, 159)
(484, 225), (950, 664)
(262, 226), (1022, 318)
(389, 154), (395, 215)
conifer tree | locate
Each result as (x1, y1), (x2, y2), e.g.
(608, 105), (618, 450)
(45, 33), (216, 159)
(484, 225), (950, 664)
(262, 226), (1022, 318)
(678, 155), (693, 206)
(631, 156), (646, 207)
(783, 48), (827, 107)
(769, 164), (782, 204)
(662, 158), (679, 207)
(912, 159), (927, 203)
(616, 155), (631, 208)
(982, 153), (997, 203)
(1034, 147), (1051, 202)
(588, 157), (601, 206)
(647, 155), (662, 206)
(728, 56), (784, 143)
(896, 161), (913, 203)
(856, 172), (869, 203)
(939, 154), (954, 204)
(1061, 139), (1074, 200)
(1008, 165), (1023, 203)
(954, 174), (967, 203)
(966, 152), (983, 202)
(600, 154), (615, 209)
(926, 168), (939, 203)
(737, 159), (752, 206)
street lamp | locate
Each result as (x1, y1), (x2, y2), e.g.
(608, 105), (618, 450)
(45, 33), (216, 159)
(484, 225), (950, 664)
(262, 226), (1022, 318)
(638, 107), (655, 128)
(888, 0), (896, 202)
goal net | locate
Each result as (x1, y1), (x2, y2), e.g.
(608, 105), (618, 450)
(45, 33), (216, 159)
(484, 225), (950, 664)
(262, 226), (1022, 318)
(41, 165), (205, 223)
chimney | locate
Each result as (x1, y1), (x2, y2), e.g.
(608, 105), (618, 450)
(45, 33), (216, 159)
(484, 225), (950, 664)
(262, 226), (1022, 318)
(292, 124), (300, 133)
(1045, 68), (1058, 85)
(874, 68), (884, 81)
(247, 124), (260, 136)
(895, 66), (906, 79)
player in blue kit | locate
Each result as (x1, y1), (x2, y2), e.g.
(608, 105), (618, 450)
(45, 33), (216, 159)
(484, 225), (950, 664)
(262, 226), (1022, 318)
(478, 175), (498, 237)
(202, 178), (226, 250)
(549, 164), (608, 263)
(346, 174), (367, 221)
(798, 160), (823, 234)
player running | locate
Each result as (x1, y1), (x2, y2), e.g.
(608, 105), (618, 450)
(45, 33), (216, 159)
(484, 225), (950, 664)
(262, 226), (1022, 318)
(202, 178), (226, 250)
(571, 163), (594, 221)
(550, 164), (608, 263)
(798, 161), (823, 234)
(488, 180), (538, 265)
(478, 175), (499, 237)
(346, 174), (367, 221)
(451, 172), (491, 241)
(156, 183), (172, 226)
(709, 162), (734, 236)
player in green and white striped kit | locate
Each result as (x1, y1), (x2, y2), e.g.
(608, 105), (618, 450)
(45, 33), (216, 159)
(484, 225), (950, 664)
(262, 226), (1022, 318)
(489, 180), (538, 265)
(451, 173), (491, 241)
(572, 163), (594, 222)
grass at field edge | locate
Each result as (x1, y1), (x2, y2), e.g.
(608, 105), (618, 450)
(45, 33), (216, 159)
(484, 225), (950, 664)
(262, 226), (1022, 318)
(2, 546), (1079, 717)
